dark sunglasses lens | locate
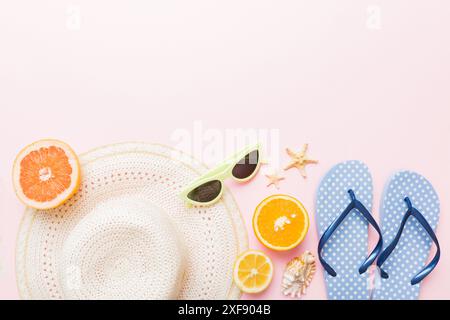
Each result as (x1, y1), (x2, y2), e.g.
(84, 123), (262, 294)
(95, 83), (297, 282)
(187, 180), (222, 203)
(232, 150), (259, 179)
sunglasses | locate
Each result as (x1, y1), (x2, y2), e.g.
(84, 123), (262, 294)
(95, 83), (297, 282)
(181, 144), (262, 206)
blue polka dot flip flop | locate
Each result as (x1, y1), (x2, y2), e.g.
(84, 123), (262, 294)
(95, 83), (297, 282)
(373, 171), (440, 300)
(316, 161), (383, 300)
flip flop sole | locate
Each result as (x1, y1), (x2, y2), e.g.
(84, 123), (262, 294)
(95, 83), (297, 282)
(374, 171), (440, 300)
(316, 160), (373, 300)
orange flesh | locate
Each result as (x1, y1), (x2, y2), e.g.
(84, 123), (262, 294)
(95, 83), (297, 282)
(19, 146), (73, 202)
(256, 198), (307, 247)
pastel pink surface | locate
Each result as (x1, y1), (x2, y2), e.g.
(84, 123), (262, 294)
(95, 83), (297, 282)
(0, 1), (449, 300)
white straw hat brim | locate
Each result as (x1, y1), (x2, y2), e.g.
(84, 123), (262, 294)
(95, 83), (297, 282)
(16, 143), (248, 300)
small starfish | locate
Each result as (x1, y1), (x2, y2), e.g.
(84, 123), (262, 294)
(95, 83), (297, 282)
(284, 144), (318, 178)
(265, 172), (285, 189)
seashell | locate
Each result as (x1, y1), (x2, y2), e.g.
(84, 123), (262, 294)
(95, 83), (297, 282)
(281, 251), (316, 298)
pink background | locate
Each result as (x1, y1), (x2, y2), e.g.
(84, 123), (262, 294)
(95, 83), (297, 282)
(0, 1), (449, 299)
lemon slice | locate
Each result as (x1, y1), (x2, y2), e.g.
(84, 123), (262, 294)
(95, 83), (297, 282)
(233, 250), (273, 294)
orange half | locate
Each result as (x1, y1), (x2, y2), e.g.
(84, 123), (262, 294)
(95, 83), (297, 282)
(253, 194), (309, 251)
(12, 139), (81, 210)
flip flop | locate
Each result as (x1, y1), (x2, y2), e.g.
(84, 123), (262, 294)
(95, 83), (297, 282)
(373, 171), (440, 300)
(316, 161), (383, 300)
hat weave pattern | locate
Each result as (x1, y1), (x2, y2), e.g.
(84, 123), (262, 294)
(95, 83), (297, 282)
(16, 143), (248, 300)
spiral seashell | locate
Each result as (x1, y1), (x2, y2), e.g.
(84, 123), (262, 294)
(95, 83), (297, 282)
(281, 251), (316, 298)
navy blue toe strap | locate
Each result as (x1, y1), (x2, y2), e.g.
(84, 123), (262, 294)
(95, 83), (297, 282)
(376, 197), (440, 285)
(318, 190), (383, 277)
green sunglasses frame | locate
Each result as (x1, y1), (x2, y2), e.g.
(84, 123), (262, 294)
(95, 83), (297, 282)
(180, 143), (262, 206)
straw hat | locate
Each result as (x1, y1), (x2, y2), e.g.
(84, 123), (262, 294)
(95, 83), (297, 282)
(16, 143), (248, 300)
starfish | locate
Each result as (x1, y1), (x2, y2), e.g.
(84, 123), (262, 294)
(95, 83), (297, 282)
(265, 172), (285, 189)
(284, 144), (318, 178)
